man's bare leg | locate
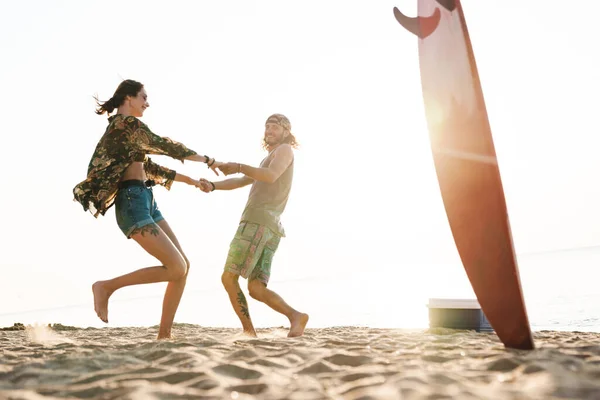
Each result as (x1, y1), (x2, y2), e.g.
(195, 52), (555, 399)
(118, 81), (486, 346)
(221, 271), (257, 337)
(92, 223), (187, 324)
(248, 280), (309, 337)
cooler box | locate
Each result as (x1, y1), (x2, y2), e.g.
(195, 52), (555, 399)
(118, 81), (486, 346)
(428, 298), (493, 332)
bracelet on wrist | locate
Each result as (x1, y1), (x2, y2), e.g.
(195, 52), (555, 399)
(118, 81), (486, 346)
(210, 181), (216, 192)
(203, 155), (210, 163)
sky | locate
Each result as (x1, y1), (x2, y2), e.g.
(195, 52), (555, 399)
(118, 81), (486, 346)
(1, 0), (599, 329)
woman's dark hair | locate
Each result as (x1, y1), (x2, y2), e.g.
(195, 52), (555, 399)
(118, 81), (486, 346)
(94, 79), (144, 115)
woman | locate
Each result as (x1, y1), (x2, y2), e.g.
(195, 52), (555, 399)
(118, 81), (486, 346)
(73, 79), (219, 339)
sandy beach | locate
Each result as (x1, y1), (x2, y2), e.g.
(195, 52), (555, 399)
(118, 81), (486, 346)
(1, 324), (599, 400)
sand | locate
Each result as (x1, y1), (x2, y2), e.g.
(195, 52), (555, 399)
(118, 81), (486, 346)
(1, 324), (600, 400)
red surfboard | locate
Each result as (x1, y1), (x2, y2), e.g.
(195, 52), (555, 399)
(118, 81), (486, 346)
(393, 0), (535, 350)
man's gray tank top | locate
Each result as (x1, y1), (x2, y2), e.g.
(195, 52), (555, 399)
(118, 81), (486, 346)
(240, 147), (294, 237)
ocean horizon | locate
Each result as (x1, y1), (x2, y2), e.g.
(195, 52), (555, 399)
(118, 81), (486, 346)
(2, 246), (598, 334)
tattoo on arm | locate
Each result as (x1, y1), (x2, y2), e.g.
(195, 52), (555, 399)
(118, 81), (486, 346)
(237, 291), (250, 318)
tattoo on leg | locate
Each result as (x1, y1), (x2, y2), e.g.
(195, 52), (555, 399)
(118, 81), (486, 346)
(237, 291), (250, 318)
(131, 224), (160, 237)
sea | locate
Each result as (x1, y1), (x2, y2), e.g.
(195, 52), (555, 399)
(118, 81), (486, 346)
(1, 246), (598, 333)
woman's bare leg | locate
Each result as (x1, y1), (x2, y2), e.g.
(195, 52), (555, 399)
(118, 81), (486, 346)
(92, 223), (186, 323)
(155, 219), (190, 339)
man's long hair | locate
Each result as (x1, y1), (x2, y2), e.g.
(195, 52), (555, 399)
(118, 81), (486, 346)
(262, 131), (299, 150)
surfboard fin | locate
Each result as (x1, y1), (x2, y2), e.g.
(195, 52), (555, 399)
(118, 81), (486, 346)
(435, 0), (456, 12)
(392, 7), (441, 39)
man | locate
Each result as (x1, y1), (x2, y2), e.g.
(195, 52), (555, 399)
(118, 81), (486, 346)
(200, 114), (308, 337)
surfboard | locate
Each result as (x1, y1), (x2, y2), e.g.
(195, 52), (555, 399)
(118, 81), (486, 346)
(393, 0), (535, 350)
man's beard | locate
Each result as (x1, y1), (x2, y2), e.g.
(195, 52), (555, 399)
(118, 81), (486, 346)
(265, 135), (283, 146)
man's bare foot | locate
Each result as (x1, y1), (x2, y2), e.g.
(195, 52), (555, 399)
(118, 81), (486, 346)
(92, 281), (111, 323)
(288, 312), (309, 337)
(157, 333), (172, 340)
(243, 329), (258, 338)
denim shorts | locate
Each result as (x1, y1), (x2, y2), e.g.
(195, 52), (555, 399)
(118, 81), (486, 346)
(115, 181), (164, 238)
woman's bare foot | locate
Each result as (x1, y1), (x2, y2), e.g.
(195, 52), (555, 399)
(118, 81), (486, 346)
(288, 312), (309, 337)
(92, 281), (112, 323)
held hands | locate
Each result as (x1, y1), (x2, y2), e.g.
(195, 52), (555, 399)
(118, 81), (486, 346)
(197, 178), (214, 193)
(218, 162), (241, 176)
(188, 178), (205, 190)
(209, 160), (224, 176)
(195, 157), (240, 193)
(186, 177), (212, 192)
(206, 157), (224, 176)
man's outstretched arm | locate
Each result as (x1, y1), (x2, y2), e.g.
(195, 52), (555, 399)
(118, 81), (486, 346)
(199, 176), (254, 192)
(219, 144), (293, 184)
